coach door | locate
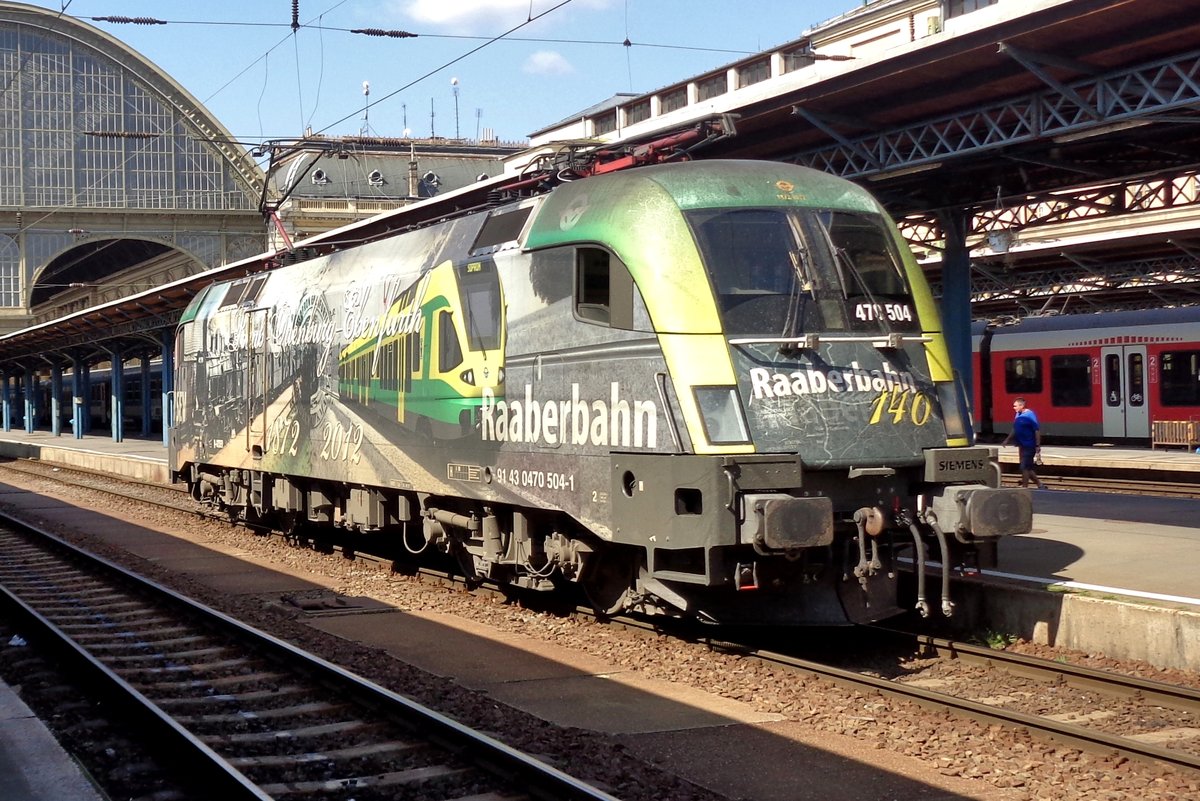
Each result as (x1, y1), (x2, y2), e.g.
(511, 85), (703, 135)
(1101, 345), (1149, 439)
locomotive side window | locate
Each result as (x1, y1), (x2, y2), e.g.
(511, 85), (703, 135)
(1160, 350), (1200, 406)
(1050, 355), (1091, 406)
(574, 247), (634, 329)
(1004, 356), (1041, 394)
(576, 249), (610, 323)
(471, 206), (532, 252)
(218, 275), (268, 309)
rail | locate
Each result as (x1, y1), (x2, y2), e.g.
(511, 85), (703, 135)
(0, 512), (621, 801)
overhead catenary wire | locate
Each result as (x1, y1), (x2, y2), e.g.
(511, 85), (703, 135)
(86, 3), (768, 141)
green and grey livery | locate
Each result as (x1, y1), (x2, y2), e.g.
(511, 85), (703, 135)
(170, 160), (1031, 625)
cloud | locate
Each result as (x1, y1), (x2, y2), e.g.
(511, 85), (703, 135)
(522, 50), (574, 75)
(397, 0), (575, 34)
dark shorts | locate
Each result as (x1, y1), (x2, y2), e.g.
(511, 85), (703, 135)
(1019, 446), (1038, 471)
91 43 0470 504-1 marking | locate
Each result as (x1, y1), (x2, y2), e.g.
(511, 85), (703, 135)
(493, 467), (575, 491)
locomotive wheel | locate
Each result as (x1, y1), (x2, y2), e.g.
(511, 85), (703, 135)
(581, 548), (637, 617)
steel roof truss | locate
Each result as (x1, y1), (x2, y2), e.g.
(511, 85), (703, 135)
(792, 49), (1200, 179)
(790, 106), (879, 170)
(998, 42), (1101, 121)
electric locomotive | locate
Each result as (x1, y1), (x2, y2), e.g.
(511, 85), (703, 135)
(170, 155), (1031, 625)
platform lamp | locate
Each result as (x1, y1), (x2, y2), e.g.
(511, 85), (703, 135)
(451, 77), (460, 140)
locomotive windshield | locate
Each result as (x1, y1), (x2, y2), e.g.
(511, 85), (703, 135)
(686, 208), (918, 337)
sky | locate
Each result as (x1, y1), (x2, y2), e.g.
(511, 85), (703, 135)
(25, 0), (857, 148)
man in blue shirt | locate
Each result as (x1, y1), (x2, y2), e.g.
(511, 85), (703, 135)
(1003, 397), (1045, 489)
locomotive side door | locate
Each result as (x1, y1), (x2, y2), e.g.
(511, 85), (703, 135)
(1100, 345), (1149, 439)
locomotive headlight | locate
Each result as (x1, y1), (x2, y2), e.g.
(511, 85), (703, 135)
(936, 373), (974, 443)
(460, 368), (475, 386)
(694, 386), (751, 445)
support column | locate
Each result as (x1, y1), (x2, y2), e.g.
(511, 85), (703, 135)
(1, 374), (10, 432)
(938, 209), (974, 402)
(51, 364), (63, 436)
(110, 350), (125, 443)
(160, 328), (174, 448)
(23, 368), (35, 434)
(140, 354), (152, 438)
(71, 356), (86, 440)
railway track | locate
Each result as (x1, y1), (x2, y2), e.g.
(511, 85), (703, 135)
(1000, 471), (1200, 498)
(6, 456), (1200, 782)
(0, 513), (620, 801)
(704, 628), (1200, 773)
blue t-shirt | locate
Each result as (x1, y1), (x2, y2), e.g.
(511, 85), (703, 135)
(1012, 408), (1040, 448)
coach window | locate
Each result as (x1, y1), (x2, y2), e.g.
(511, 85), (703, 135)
(1160, 350), (1200, 406)
(1004, 356), (1042, 394)
(1128, 352), (1145, 406)
(1050, 355), (1091, 407)
(1103, 354), (1122, 407)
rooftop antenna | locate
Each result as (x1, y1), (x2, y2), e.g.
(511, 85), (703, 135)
(451, 77), (460, 139)
(430, 97), (435, 138)
(475, 108), (482, 142)
(361, 80), (370, 136)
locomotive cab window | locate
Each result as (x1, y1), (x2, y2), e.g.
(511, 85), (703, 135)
(686, 207), (916, 337)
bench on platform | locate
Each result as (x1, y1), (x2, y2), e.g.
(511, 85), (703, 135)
(1151, 419), (1200, 450)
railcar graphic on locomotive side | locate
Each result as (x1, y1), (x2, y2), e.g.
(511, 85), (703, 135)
(169, 158), (1032, 625)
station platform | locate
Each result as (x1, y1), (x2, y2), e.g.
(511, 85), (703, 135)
(0, 679), (105, 801)
(0, 429), (168, 483)
(0, 429), (1197, 670)
(997, 441), (1200, 483)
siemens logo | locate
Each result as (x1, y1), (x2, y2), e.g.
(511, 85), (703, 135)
(938, 458), (986, 473)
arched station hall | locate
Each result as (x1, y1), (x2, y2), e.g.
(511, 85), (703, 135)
(0, 3), (265, 443)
